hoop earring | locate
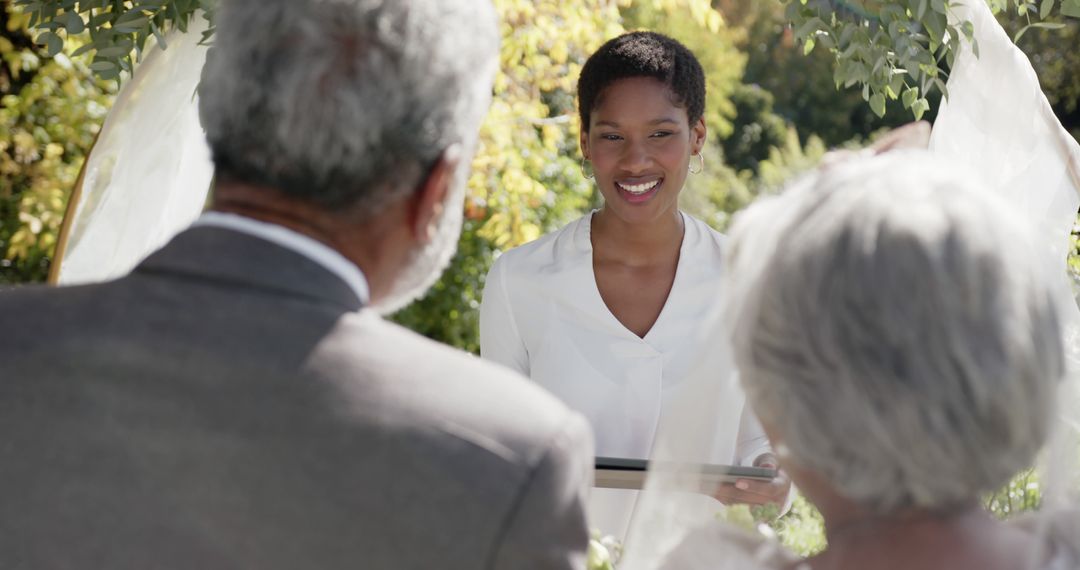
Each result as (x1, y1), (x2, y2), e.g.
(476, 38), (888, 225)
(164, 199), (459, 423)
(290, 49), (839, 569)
(688, 152), (704, 175)
(580, 157), (595, 180)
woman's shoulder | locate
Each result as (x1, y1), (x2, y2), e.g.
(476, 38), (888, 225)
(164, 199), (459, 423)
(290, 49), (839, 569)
(490, 213), (591, 274)
(681, 210), (729, 250)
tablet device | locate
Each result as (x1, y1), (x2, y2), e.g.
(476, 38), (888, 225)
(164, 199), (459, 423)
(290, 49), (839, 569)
(594, 456), (777, 491)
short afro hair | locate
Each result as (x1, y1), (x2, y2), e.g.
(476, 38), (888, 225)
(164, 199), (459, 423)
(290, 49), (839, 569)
(577, 31), (706, 133)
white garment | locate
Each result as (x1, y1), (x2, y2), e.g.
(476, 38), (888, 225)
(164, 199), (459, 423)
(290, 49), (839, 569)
(56, 16), (213, 286)
(480, 210), (771, 537)
(193, 212), (371, 305)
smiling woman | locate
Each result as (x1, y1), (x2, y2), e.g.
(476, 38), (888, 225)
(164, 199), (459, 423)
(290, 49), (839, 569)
(478, 31), (789, 541)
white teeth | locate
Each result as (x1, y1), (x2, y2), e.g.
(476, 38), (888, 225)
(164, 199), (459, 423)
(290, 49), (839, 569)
(618, 180), (660, 194)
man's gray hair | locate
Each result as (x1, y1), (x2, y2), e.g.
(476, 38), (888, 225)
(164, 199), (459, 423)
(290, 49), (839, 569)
(725, 150), (1064, 513)
(198, 0), (499, 214)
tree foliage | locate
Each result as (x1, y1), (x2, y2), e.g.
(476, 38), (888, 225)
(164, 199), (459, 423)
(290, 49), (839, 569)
(0, 0), (113, 285)
(14, 0), (214, 81)
(781, 0), (1080, 120)
(719, 1), (936, 148)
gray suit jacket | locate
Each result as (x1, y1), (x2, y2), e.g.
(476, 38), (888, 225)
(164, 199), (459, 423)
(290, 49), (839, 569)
(0, 226), (594, 570)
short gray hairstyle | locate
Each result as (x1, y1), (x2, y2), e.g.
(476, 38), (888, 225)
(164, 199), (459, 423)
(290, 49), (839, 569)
(725, 150), (1064, 513)
(198, 0), (499, 213)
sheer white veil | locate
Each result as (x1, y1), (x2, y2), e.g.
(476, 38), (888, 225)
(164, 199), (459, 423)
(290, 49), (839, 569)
(929, 0), (1080, 519)
(53, 18), (213, 285)
(622, 1), (1080, 568)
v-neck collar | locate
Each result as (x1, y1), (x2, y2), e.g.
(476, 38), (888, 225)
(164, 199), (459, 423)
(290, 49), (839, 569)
(578, 209), (691, 344)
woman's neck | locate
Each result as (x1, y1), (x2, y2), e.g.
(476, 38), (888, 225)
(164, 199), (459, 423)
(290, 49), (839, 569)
(591, 206), (684, 266)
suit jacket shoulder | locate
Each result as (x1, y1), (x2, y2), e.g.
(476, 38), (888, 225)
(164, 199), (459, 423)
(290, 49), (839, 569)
(0, 228), (593, 570)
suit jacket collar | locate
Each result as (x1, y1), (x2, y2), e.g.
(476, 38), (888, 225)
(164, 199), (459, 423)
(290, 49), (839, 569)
(135, 226), (365, 312)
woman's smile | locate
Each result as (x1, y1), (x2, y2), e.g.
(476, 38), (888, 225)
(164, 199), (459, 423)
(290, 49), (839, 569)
(581, 76), (706, 224)
(615, 177), (663, 203)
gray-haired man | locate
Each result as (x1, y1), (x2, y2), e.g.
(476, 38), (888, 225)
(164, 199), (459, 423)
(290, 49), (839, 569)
(0, 1), (593, 568)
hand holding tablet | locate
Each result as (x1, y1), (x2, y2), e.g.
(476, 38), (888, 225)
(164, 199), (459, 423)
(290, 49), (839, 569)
(594, 457), (777, 491)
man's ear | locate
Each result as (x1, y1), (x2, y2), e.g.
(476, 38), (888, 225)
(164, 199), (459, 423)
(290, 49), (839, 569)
(691, 117), (707, 155)
(411, 144), (462, 244)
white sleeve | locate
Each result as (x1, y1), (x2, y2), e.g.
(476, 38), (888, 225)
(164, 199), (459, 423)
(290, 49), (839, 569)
(736, 400), (796, 514)
(734, 403), (772, 467)
(479, 254), (530, 376)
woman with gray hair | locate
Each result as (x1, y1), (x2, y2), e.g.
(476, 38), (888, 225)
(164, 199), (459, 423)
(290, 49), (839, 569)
(650, 149), (1080, 570)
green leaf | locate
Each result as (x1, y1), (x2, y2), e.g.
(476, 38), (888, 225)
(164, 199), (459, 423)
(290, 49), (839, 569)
(97, 66), (120, 81)
(931, 0), (947, 13)
(1014, 21), (1066, 42)
(870, 92), (886, 117)
(880, 4), (905, 22)
(794, 17), (824, 41)
(114, 18), (150, 33)
(803, 36), (816, 55)
(902, 86), (918, 108)
(918, 0), (929, 18)
(1030, 21), (1068, 29)
(1041, 0), (1057, 18)
(36, 30), (63, 57)
(889, 73), (906, 97)
(115, 10), (150, 24)
(839, 24), (856, 47)
(1063, 0), (1080, 17)
(933, 77), (950, 99)
(960, 20), (975, 42)
(95, 45), (131, 58)
(71, 41), (95, 57)
(925, 12), (947, 47)
(89, 60), (116, 71)
(912, 97), (931, 119)
(150, 20), (167, 49)
(88, 12), (112, 27)
(63, 11), (84, 34)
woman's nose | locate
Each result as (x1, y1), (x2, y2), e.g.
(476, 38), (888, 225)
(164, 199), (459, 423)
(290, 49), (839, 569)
(618, 140), (652, 173)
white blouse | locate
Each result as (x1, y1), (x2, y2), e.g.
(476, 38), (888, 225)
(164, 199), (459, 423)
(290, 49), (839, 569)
(480, 212), (772, 538)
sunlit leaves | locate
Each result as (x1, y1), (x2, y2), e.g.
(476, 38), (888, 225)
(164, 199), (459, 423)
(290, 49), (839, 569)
(781, 0), (1079, 120)
(13, 0), (215, 83)
(1, 5), (115, 284)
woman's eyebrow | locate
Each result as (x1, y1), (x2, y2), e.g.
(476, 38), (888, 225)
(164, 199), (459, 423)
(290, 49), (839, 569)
(594, 117), (679, 128)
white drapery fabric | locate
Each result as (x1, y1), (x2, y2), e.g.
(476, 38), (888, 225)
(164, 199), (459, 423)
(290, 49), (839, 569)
(623, 1), (1080, 567)
(55, 17), (213, 285)
(929, 1), (1080, 566)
